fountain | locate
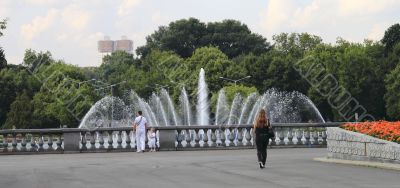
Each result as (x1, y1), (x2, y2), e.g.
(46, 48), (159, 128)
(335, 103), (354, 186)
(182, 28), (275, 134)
(79, 69), (325, 128)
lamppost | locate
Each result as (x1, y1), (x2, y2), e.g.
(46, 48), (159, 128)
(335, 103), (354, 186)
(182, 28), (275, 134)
(219, 76), (251, 86)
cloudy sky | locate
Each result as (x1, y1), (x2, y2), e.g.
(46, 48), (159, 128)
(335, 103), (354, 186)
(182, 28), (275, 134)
(0, 0), (399, 67)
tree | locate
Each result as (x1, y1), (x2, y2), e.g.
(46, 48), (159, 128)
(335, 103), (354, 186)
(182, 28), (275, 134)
(0, 47), (6, 70)
(137, 18), (269, 58)
(137, 18), (207, 58)
(177, 47), (246, 96)
(23, 49), (53, 73)
(3, 92), (33, 129)
(385, 60), (400, 120)
(272, 32), (322, 59)
(0, 18), (7, 37)
(382, 23), (400, 54)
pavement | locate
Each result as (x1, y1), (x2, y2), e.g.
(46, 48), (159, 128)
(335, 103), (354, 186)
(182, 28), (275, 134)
(0, 148), (399, 188)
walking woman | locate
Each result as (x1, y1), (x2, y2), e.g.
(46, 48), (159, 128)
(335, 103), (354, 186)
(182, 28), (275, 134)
(253, 109), (272, 169)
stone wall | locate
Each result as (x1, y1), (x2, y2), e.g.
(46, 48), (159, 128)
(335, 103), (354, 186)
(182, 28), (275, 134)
(327, 127), (400, 164)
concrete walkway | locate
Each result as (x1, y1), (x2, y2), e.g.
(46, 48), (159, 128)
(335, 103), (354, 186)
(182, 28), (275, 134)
(0, 148), (399, 188)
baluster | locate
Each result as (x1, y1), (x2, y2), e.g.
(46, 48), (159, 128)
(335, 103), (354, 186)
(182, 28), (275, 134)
(287, 128), (294, 145)
(245, 128), (251, 146)
(278, 128), (285, 145)
(11, 133), (17, 152)
(125, 130), (132, 149)
(56, 134), (63, 151)
(194, 129), (200, 148)
(185, 130), (192, 148)
(312, 129), (319, 145)
(304, 128), (311, 146)
(20, 133), (27, 152)
(177, 129), (183, 148)
(237, 128), (243, 146)
(210, 129), (217, 147)
(99, 131), (105, 149)
(202, 129), (209, 148)
(29, 134), (36, 152)
(2, 134), (8, 152)
(90, 131), (96, 150)
(37, 134), (44, 152)
(220, 128), (226, 147)
(321, 129), (327, 145)
(107, 131), (113, 150)
(296, 129), (303, 145)
(228, 129), (235, 147)
(47, 134), (54, 151)
(117, 131), (123, 149)
(270, 128), (276, 146)
(81, 132), (87, 151)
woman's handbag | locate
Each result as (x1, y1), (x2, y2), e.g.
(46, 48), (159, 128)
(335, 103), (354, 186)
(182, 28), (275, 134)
(267, 128), (275, 138)
(266, 121), (275, 138)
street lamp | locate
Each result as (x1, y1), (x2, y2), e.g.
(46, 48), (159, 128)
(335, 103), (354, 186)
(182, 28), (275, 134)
(219, 76), (251, 86)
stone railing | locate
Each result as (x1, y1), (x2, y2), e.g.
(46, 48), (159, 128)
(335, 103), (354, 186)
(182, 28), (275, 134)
(327, 127), (400, 164)
(0, 123), (341, 155)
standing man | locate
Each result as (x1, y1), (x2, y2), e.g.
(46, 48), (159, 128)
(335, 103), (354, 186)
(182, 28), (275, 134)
(133, 111), (148, 153)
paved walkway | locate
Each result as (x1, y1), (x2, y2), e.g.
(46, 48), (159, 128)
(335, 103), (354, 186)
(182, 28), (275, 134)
(0, 148), (399, 188)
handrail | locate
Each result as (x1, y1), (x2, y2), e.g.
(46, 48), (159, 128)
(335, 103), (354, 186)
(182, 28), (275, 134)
(0, 122), (344, 134)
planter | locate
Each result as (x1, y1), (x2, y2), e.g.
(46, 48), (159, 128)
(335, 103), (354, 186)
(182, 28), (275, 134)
(327, 127), (400, 164)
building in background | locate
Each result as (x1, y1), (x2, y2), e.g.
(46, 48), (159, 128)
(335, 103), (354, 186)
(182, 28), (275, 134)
(98, 36), (133, 63)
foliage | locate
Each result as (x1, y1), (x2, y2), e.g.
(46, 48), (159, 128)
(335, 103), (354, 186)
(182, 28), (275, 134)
(1, 19), (400, 129)
(3, 92), (33, 129)
(0, 47), (6, 70)
(381, 23), (400, 54)
(342, 121), (400, 144)
(0, 18), (6, 37)
(137, 18), (269, 58)
(385, 62), (400, 119)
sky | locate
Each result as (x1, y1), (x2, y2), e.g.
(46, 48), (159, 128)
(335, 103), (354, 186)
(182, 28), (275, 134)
(0, 0), (399, 67)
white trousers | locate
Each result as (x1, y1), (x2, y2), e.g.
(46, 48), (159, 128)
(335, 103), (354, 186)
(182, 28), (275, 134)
(136, 129), (146, 151)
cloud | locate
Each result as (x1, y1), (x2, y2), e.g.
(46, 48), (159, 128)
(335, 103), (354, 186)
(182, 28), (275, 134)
(62, 4), (90, 30)
(260, 0), (293, 31)
(20, 9), (58, 41)
(118, 0), (142, 16)
(259, 0), (400, 43)
(0, 0), (11, 18)
(338, 0), (400, 16)
(367, 23), (391, 41)
(24, 0), (57, 6)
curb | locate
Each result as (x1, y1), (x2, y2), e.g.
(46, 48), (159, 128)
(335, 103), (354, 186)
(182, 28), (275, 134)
(313, 157), (400, 171)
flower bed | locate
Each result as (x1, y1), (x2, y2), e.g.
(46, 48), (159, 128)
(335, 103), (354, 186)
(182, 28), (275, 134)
(342, 121), (400, 144)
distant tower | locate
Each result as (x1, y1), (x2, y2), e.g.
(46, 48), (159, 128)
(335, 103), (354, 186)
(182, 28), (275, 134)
(115, 36), (133, 54)
(97, 36), (134, 64)
(98, 36), (114, 54)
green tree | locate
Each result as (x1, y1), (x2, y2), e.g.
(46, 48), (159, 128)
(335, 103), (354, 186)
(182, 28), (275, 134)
(0, 18), (7, 37)
(0, 47), (6, 70)
(381, 23), (400, 54)
(3, 92), (33, 129)
(385, 59), (400, 120)
(137, 18), (269, 58)
(273, 32), (322, 59)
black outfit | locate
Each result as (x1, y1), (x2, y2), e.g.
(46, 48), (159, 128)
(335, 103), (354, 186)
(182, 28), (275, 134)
(255, 122), (271, 166)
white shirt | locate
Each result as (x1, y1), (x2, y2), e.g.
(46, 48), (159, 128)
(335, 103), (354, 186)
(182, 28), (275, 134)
(134, 116), (147, 130)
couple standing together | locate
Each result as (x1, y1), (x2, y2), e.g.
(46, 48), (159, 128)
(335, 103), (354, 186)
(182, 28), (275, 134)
(132, 111), (156, 152)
